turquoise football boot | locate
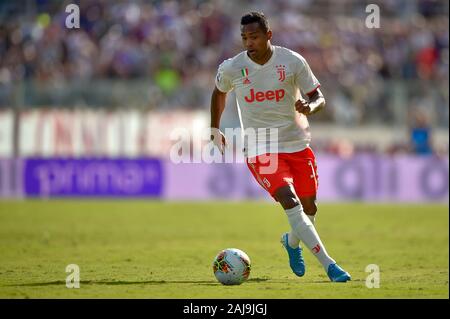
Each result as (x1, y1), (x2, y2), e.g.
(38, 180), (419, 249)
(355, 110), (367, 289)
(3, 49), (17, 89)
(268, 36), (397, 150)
(327, 263), (351, 282)
(280, 233), (305, 277)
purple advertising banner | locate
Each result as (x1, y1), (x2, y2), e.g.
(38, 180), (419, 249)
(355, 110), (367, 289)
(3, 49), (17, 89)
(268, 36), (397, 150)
(23, 158), (162, 197)
(0, 159), (23, 198)
(163, 155), (449, 202)
(3, 155), (448, 202)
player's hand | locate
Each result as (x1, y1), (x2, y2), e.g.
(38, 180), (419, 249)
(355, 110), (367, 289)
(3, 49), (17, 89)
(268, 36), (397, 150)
(210, 128), (228, 155)
(295, 99), (311, 115)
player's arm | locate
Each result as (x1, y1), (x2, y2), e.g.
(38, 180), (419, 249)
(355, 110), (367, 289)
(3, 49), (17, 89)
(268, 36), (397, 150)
(211, 86), (227, 129)
(295, 88), (326, 116)
(210, 86), (228, 154)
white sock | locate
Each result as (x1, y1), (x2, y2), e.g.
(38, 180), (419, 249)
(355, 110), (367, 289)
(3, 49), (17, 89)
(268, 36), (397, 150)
(288, 214), (315, 248)
(285, 205), (335, 270)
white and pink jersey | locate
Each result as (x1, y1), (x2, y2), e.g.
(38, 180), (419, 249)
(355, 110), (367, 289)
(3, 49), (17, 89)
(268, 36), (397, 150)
(215, 45), (320, 157)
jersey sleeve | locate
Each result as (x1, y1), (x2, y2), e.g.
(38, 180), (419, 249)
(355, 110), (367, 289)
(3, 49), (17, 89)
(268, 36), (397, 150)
(215, 59), (234, 93)
(294, 54), (320, 95)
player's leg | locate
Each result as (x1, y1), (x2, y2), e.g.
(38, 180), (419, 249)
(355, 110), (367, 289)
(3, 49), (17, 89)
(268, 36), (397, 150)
(289, 148), (319, 244)
(288, 148), (351, 282)
(274, 186), (335, 272)
(247, 153), (349, 281)
(276, 186), (350, 282)
(284, 196), (316, 249)
(246, 155), (305, 277)
(273, 184), (306, 277)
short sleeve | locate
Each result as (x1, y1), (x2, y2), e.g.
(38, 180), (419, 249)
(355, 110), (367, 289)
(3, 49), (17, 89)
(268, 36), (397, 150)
(294, 54), (320, 95)
(215, 60), (234, 93)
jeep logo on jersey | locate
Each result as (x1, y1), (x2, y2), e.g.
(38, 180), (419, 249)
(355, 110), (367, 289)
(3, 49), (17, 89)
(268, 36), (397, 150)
(244, 88), (285, 103)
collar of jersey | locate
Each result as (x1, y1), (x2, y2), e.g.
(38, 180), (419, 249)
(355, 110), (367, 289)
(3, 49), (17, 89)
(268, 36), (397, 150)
(244, 45), (277, 69)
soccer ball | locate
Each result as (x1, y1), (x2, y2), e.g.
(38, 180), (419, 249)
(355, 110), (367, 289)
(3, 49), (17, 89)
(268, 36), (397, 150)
(212, 248), (251, 285)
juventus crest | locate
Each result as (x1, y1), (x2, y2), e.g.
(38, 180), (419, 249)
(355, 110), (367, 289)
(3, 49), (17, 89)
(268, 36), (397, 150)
(276, 65), (286, 82)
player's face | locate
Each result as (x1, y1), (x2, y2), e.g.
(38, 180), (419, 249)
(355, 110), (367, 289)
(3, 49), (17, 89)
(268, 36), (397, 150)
(240, 23), (272, 60)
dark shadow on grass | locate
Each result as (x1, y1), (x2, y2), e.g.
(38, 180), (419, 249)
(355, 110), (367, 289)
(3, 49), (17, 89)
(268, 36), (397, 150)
(245, 278), (364, 284)
(304, 278), (364, 284)
(8, 277), (270, 287)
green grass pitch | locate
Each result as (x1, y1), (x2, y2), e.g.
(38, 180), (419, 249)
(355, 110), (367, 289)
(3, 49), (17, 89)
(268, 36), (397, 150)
(0, 200), (448, 298)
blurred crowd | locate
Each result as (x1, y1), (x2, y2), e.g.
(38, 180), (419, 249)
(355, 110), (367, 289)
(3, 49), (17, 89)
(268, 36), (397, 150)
(0, 0), (448, 154)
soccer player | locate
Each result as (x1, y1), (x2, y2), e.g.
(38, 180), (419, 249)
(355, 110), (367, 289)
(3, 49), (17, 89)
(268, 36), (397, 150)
(210, 12), (351, 282)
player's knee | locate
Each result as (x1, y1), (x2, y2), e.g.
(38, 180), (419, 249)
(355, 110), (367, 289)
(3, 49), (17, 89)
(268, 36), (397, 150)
(279, 196), (299, 210)
(303, 203), (317, 216)
(274, 186), (299, 210)
(281, 197), (299, 210)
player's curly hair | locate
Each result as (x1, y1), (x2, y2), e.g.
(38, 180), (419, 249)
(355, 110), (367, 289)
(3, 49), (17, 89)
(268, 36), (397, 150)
(240, 12), (270, 33)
